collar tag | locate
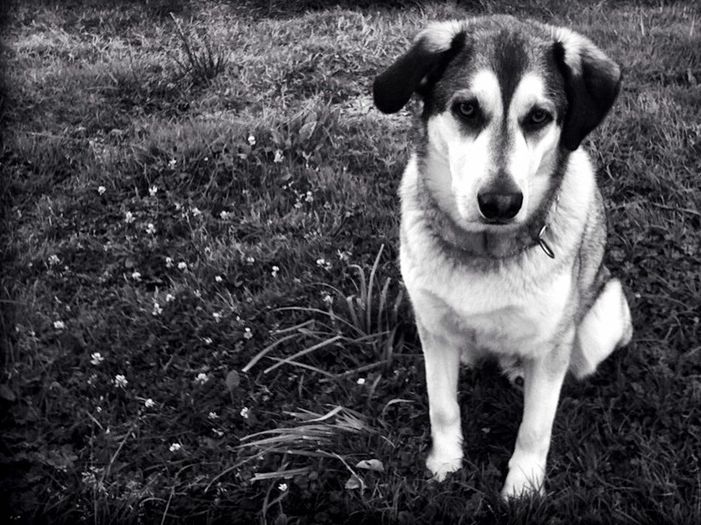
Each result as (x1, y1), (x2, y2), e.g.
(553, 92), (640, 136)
(538, 225), (555, 259)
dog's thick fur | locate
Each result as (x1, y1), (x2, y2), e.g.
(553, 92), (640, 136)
(373, 16), (633, 498)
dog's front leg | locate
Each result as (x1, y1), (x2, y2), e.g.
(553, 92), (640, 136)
(501, 339), (571, 499)
(417, 319), (464, 481)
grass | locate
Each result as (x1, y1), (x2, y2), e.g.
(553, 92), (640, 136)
(1, 0), (700, 523)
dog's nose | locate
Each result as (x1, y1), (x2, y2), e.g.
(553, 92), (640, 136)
(477, 191), (523, 222)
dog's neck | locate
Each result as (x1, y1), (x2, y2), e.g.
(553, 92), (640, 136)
(415, 171), (560, 260)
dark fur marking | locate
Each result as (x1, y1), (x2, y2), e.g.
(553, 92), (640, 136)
(492, 29), (529, 115)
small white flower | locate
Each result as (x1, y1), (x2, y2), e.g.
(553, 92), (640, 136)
(152, 302), (162, 316)
(48, 254), (61, 266)
(145, 223), (156, 235)
(165, 293), (175, 303)
(245, 256), (255, 265)
(247, 134), (256, 146)
(273, 149), (284, 163)
(169, 442), (182, 452)
(149, 186), (158, 197)
(90, 352), (104, 365)
(305, 191), (314, 203)
(177, 261), (187, 271)
(243, 327), (253, 340)
(113, 374), (128, 388)
(219, 211), (232, 220)
(204, 156), (209, 161)
(144, 398), (155, 408)
(214, 275), (223, 283)
(168, 159), (177, 168)
(87, 373), (97, 386)
(194, 289), (202, 298)
(316, 258), (332, 271)
(321, 293), (333, 305)
(96, 406), (102, 413)
(131, 271), (142, 281)
(356, 377), (366, 385)
(165, 257), (173, 268)
(337, 250), (351, 262)
(203, 337), (213, 345)
(54, 320), (65, 330)
(208, 411), (219, 420)
(271, 265), (280, 278)
(240, 407), (249, 419)
(124, 211), (135, 224)
(213, 312), (222, 322)
(97, 186), (106, 195)
(194, 372), (209, 385)
(191, 207), (202, 217)
(278, 483), (288, 492)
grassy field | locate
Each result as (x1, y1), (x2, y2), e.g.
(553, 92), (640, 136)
(1, 0), (700, 523)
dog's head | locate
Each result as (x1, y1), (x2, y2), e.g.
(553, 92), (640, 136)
(373, 16), (621, 229)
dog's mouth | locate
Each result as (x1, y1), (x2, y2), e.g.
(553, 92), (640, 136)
(480, 217), (517, 226)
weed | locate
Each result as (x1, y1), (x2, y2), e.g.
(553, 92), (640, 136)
(243, 244), (407, 379)
(169, 13), (229, 85)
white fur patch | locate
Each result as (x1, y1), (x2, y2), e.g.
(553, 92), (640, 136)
(418, 20), (466, 53)
(509, 73), (555, 118)
(469, 69), (502, 117)
(551, 26), (616, 79)
(551, 27), (588, 74)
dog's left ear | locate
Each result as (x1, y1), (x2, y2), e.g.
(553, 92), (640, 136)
(373, 21), (466, 114)
(553, 29), (622, 151)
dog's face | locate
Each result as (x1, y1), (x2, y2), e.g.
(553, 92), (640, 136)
(374, 17), (621, 230)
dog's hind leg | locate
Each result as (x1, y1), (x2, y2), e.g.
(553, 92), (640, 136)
(570, 278), (633, 379)
(417, 319), (464, 481)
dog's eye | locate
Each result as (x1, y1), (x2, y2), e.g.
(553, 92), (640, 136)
(524, 108), (552, 130)
(455, 100), (479, 119)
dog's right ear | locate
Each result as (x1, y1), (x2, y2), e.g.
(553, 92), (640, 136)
(373, 21), (467, 114)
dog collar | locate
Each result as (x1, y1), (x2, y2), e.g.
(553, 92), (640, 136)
(429, 212), (555, 260)
(537, 224), (555, 259)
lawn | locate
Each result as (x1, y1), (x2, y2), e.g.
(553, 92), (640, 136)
(1, 0), (699, 523)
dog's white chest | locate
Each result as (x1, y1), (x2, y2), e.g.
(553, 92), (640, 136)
(401, 246), (572, 358)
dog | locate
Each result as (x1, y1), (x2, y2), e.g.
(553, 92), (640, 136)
(372, 15), (633, 498)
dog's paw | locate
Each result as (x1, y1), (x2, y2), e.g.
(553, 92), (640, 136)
(500, 462), (545, 500)
(426, 450), (462, 481)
